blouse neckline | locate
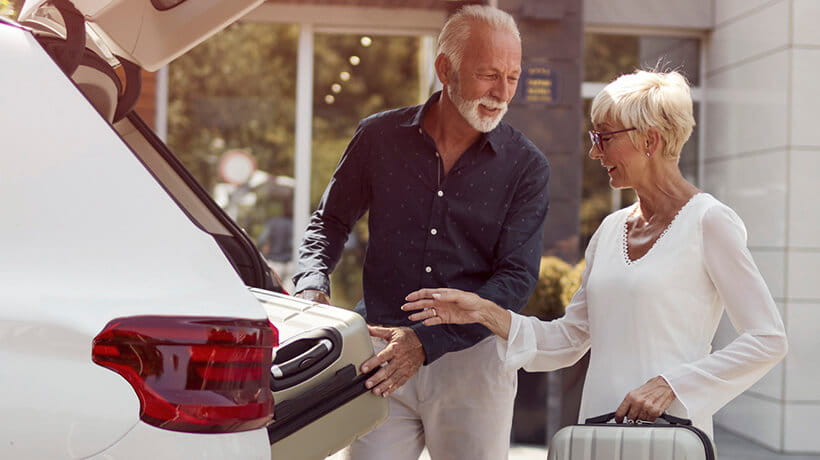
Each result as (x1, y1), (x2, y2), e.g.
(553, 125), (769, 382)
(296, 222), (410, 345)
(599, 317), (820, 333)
(621, 192), (704, 266)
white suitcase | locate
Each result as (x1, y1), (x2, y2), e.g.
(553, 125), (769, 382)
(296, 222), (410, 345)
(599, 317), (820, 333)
(548, 412), (715, 460)
(253, 289), (388, 460)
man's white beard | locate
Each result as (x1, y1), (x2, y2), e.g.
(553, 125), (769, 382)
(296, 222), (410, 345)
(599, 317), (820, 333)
(447, 80), (508, 133)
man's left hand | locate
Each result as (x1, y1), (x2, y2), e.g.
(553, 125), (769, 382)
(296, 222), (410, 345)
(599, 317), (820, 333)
(615, 376), (676, 423)
(361, 326), (425, 398)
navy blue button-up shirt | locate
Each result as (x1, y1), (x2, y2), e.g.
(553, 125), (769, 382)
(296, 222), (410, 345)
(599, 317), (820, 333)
(294, 92), (550, 363)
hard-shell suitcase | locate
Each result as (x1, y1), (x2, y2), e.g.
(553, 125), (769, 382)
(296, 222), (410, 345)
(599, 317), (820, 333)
(547, 412), (716, 460)
(254, 289), (389, 460)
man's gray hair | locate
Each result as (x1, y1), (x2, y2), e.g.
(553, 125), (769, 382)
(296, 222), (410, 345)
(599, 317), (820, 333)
(437, 5), (520, 72)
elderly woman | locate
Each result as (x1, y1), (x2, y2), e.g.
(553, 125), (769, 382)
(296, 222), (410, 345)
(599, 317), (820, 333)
(402, 69), (787, 438)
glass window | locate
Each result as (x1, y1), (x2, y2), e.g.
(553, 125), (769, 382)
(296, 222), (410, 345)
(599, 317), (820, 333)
(167, 22), (299, 285)
(584, 34), (640, 83)
(585, 33), (701, 86)
(311, 32), (422, 306)
(167, 26), (424, 304)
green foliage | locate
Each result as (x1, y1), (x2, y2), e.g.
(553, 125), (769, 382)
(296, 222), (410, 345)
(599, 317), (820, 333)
(314, 35), (417, 130)
(520, 256), (585, 321)
(168, 22), (300, 195)
(168, 24), (421, 206)
(560, 259), (586, 308)
(0, 0), (17, 18)
(167, 25), (422, 308)
(328, 218), (368, 309)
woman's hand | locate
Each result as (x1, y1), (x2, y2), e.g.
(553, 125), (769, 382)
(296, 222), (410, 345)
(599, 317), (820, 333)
(401, 288), (512, 339)
(615, 376), (676, 423)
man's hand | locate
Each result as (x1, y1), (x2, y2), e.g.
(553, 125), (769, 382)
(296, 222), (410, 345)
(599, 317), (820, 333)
(615, 376), (676, 423)
(294, 289), (331, 305)
(360, 326), (425, 398)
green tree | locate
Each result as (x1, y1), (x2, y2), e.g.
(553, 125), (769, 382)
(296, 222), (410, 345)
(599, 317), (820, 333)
(167, 24), (421, 307)
(168, 22), (300, 195)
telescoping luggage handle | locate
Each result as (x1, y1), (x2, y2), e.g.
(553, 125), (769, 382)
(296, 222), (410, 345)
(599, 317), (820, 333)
(585, 411), (693, 425)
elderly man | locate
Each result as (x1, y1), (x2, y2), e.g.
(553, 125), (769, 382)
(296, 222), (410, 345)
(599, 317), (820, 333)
(293, 5), (550, 459)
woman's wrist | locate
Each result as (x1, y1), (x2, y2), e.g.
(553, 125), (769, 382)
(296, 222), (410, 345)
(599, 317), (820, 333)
(479, 300), (512, 340)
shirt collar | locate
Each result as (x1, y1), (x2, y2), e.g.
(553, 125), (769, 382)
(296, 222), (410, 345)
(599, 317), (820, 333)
(401, 91), (505, 155)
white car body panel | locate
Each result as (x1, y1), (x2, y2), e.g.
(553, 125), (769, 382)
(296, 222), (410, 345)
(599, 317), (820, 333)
(0, 23), (268, 458)
(90, 422), (270, 460)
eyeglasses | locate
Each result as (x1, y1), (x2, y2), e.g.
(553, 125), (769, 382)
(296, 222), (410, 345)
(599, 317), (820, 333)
(588, 127), (636, 152)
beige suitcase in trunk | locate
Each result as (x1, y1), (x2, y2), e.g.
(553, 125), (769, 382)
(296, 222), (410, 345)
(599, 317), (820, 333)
(253, 289), (388, 460)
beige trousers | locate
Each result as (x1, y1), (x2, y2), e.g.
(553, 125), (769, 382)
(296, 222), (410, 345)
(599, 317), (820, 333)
(341, 336), (518, 460)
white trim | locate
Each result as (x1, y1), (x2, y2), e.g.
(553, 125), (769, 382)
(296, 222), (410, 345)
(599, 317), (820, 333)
(292, 23), (314, 265)
(585, 23), (707, 38)
(244, 4), (445, 36)
(155, 65), (169, 142)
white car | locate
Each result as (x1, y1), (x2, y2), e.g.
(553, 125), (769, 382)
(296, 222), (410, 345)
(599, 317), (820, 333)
(0, 1), (385, 458)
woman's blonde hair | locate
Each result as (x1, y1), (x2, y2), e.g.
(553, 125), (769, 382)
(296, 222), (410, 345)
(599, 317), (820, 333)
(591, 70), (695, 160)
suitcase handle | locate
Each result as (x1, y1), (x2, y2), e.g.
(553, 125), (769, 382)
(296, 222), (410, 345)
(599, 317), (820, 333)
(585, 411), (692, 426)
(270, 327), (343, 391)
(271, 339), (333, 378)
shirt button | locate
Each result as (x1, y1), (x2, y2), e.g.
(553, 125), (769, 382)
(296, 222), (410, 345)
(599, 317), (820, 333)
(437, 190), (444, 197)
(425, 266), (432, 273)
(430, 228), (437, 235)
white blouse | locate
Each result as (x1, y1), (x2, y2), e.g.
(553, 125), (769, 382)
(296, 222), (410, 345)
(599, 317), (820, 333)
(499, 193), (788, 437)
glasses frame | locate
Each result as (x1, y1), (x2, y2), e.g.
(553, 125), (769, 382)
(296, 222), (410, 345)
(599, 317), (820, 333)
(588, 127), (637, 152)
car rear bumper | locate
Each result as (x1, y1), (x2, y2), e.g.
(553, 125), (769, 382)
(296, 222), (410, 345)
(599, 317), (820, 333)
(89, 421), (270, 459)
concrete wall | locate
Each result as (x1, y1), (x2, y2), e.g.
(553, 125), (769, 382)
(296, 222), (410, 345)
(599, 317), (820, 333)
(705, 0), (820, 453)
(584, 0), (712, 29)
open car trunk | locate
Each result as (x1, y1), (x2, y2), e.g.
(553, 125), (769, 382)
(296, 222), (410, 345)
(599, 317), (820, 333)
(15, 0), (388, 458)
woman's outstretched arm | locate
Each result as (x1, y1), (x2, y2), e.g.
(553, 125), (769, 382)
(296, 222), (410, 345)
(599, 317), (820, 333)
(402, 288), (513, 339)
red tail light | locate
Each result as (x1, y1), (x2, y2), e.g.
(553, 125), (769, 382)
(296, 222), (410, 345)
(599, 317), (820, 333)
(92, 316), (278, 433)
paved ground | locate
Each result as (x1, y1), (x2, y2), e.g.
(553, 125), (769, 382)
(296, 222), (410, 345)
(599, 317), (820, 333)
(331, 426), (820, 459)
(714, 427), (820, 460)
